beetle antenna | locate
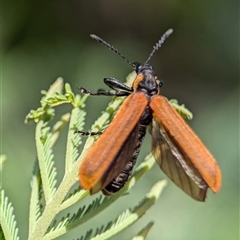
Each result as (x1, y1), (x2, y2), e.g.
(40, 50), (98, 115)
(90, 34), (135, 68)
(145, 29), (173, 64)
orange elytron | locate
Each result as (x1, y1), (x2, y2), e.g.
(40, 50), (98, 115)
(77, 29), (221, 201)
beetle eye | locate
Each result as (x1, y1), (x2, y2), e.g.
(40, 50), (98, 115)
(132, 62), (141, 73)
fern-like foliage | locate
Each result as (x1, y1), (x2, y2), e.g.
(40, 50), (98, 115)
(29, 161), (44, 235)
(35, 122), (58, 200)
(0, 190), (20, 240)
(169, 99), (193, 120)
(1, 74), (193, 240)
(75, 180), (166, 240)
(130, 221), (154, 240)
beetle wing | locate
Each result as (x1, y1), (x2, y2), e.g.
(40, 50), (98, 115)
(99, 123), (139, 195)
(79, 92), (148, 194)
(151, 118), (208, 201)
(150, 95), (221, 200)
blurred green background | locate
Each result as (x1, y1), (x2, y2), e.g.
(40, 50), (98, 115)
(2, 1), (239, 239)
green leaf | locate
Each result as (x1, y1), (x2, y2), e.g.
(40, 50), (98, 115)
(0, 190), (20, 240)
(131, 222), (154, 240)
(65, 108), (86, 171)
(35, 121), (57, 201)
(169, 99), (193, 120)
(77, 180), (166, 240)
(29, 174), (42, 235)
(43, 153), (158, 239)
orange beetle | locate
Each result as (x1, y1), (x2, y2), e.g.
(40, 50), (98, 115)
(77, 29), (221, 201)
